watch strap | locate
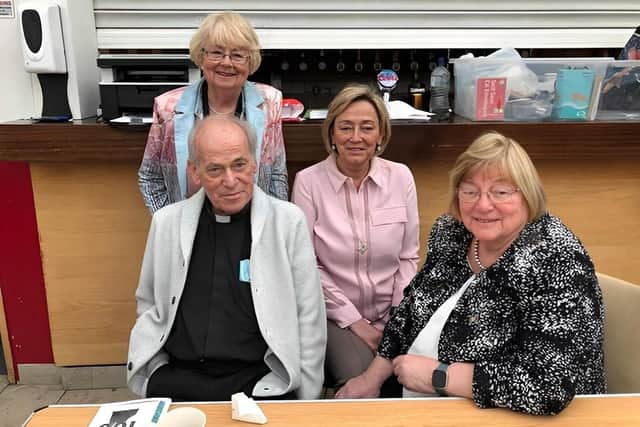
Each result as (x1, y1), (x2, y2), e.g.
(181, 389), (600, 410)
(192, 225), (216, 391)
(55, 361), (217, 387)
(432, 362), (449, 396)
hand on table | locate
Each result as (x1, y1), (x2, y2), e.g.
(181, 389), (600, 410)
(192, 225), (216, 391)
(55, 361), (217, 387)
(335, 373), (381, 399)
(392, 354), (438, 394)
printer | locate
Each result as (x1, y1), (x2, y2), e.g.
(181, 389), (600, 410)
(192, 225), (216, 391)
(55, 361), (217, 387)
(98, 54), (200, 122)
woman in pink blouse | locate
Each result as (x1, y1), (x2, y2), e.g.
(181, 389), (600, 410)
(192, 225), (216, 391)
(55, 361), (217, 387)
(292, 84), (420, 390)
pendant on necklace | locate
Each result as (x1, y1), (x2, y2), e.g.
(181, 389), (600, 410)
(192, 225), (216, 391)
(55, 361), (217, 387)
(358, 240), (368, 255)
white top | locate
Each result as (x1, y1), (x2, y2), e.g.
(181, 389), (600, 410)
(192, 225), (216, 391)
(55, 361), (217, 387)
(402, 274), (477, 398)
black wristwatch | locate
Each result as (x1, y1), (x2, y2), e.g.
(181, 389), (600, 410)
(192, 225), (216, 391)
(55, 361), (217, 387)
(432, 362), (449, 396)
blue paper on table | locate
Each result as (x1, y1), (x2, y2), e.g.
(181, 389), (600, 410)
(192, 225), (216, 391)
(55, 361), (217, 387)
(553, 68), (595, 120)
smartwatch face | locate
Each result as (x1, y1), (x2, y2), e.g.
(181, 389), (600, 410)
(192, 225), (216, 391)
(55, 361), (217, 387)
(432, 368), (447, 389)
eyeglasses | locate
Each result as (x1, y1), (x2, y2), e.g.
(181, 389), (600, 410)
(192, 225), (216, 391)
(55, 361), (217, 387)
(201, 49), (249, 65)
(457, 186), (520, 204)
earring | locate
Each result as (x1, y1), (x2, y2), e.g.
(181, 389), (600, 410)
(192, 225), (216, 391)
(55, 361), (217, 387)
(331, 144), (337, 152)
(376, 144), (381, 152)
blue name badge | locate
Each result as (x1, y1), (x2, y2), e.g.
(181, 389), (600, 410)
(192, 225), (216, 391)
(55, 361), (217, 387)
(239, 259), (251, 283)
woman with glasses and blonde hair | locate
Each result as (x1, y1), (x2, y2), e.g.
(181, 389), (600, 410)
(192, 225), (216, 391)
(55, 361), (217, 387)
(139, 11), (288, 214)
(292, 83), (419, 392)
(337, 131), (606, 415)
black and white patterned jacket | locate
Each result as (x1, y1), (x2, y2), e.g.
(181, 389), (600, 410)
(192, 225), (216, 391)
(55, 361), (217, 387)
(378, 213), (606, 415)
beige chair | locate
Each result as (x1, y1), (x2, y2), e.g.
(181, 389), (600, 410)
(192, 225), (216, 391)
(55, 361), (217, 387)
(597, 272), (640, 393)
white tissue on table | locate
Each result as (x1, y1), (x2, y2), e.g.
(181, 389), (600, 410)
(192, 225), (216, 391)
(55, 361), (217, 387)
(385, 100), (434, 120)
(231, 392), (268, 425)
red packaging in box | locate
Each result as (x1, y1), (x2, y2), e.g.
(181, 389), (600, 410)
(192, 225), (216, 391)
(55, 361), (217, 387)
(476, 78), (507, 120)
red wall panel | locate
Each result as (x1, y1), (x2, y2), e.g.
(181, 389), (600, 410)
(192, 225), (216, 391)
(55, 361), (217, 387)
(0, 161), (54, 378)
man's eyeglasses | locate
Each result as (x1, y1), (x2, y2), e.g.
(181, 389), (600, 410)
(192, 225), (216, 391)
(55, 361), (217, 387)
(457, 186), (520, 204)
(202, 49), (249, 65)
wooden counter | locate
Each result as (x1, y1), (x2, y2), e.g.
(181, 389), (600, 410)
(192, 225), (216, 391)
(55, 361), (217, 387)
(1, 119), (639, 367)
(1, 119), (640, 162)
(23, 395), (640, 427)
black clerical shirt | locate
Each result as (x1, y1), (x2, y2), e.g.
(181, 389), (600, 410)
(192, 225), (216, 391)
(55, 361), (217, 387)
(148, 198), (269, 401)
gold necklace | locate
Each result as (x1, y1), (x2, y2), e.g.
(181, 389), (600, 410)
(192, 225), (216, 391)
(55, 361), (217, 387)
(209, 103), (235, 116)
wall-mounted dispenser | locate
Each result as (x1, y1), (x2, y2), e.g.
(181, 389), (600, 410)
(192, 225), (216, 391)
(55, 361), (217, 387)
(17, 0), (99, 120)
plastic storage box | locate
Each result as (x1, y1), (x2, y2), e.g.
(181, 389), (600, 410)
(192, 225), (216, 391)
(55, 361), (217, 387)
(453, 57), (613, 121)
(595, 60), (640, 121)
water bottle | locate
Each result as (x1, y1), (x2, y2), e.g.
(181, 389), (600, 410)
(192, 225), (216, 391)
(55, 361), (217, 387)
(429, 57), (451, 118)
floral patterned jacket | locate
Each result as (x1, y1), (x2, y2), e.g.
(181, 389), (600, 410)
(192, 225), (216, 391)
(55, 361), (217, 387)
(379, 213), (606, 415)
(138, 79), (288, 213)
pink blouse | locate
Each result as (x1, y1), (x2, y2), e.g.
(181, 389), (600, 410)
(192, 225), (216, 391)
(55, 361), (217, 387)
(292, 155), (420, 330)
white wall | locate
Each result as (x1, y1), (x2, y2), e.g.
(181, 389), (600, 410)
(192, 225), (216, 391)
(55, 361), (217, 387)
(0, 14), (35, 122)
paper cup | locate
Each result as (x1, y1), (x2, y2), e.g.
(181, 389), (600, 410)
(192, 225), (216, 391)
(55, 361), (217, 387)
(157, 406), (206, 427)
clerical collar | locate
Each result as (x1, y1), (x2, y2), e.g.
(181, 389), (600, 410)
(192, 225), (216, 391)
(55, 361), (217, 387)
(204, 197), (251, 222)
(215, 214), (230, 223)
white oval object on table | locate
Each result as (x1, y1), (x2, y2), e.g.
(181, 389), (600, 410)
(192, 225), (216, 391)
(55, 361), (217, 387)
(157, 406), (206, 427)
